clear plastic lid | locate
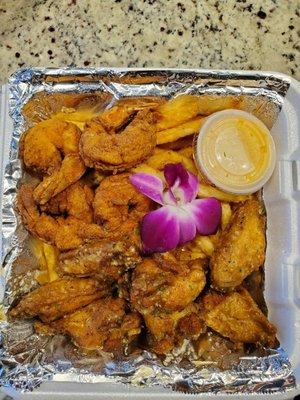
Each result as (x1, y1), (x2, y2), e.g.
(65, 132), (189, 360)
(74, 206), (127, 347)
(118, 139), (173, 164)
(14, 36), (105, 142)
(194, 109), (276, 194)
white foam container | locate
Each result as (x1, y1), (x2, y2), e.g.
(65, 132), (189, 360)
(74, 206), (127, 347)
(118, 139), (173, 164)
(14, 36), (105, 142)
(0, 71), (299, 399)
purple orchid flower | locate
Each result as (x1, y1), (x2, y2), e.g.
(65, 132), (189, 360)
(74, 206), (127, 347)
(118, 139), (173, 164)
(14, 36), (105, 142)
(130, 163), (221, 254)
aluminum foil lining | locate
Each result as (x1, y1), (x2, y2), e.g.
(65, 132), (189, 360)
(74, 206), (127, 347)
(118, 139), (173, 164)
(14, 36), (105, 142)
(0, 67), (295, 394)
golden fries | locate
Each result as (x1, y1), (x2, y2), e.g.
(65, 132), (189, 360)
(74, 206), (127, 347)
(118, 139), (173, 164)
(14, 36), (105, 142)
(159, 136), (194, 151)
(154, 95), (205, 131)
(43, 243), (59, 282)
(156, 117), (206, 144)
(30, 238), (59, 284)
(178, 146), (193, 158)
(154, 94), (242, 131)
(146, 148), (198, 174)
(198, 184), (251, 203)
(132, 163), (164, 180)
(221, 203), (232, 230)
(193, 235), (215, 256)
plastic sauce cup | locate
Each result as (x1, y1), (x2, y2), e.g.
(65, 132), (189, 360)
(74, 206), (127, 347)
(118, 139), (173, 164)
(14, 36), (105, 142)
(194, 109), (276, 195)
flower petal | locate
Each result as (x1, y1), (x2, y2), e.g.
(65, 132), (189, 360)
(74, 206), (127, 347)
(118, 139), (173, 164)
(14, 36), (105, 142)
(186, 198), (221, 235)
(176, 206), (197, 245)
(130, 173), (164, 204)
(164, 163), (199, 204)
(141, 206), (180, 254)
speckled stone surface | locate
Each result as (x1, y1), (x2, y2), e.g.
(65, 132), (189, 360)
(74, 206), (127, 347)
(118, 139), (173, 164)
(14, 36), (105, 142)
(0, 0), (299, 84)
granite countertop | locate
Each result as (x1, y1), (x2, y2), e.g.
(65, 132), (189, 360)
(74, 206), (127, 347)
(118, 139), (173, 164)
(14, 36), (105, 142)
(0, 0), (299, 84)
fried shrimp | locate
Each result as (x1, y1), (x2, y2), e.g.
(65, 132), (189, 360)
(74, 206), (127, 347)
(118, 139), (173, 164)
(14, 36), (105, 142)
(17, 185), (103, 251)
(80, 108), (156, 171)
(21, 119), (86, 204)
(93, 173), (152, 241)
(40, 181), (94, 223)
(33, 154), (86, 205)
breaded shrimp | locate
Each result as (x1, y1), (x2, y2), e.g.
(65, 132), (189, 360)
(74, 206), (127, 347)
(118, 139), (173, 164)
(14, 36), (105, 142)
(40, 181), (94, 223)
(17, 185), (103, 251)
(80, 108), (156, 171)
(33, 154), (86, 205)
(93, 173), (152, 241)
(21, 119), (86, 204)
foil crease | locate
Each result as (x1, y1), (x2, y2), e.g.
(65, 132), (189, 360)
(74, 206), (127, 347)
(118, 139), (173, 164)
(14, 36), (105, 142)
(0, 67), (295, 394)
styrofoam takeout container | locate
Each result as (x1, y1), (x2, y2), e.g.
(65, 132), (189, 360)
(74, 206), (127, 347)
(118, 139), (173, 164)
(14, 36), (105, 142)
(0, 70), (299, 399)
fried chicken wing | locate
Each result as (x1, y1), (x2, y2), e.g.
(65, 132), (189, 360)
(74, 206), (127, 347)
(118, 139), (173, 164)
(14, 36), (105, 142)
(144, 303), (204, 354)
(93, 173), (152, 241)
(131, 253), (206, 354)
(205, 288), (276, 346)
(36, 298), (141, 352)
(80, 108), (156, 171)
(131, 253), (207, 313)
(17, 185), (103, 251)
(10, 277), (109, 323)
(211, 199), (266, 290)
(58, 241), (141, 281)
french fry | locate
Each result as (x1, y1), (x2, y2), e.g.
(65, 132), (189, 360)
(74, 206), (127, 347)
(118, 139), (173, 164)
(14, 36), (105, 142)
(156, 117), (206, 144)
(30, 238), (59, 284)
(194, 236), (215, 256)
(43, 243), (59, 282)
(221, 203), (232, 230)
(155, 94), (242, 131)
(146, 148), (198, 174)
(154, 95), (205, 131)
(132, 163), (164, 180)
(36, 270), (50, 285)
(198, 184), (251, 203)
(30, 237), (47, 271)
(159, 136), (194, 151)
(178, 146), (193, 158)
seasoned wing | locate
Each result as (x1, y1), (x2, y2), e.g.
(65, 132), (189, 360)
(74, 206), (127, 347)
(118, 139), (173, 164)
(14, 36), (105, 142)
(211, 199), (266, 290)
(145, 303), (204, 354)
(131, 253), (206, 354)
(10, 277), (109, 322)
(58, 241), (141, 281)
(36, 298), (141, 352)
(131, 253), (207, 313)
(205, 288), (276, 346)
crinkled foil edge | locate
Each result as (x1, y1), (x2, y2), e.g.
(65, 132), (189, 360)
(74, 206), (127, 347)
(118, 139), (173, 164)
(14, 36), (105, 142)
(0, 67), (295, 394)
